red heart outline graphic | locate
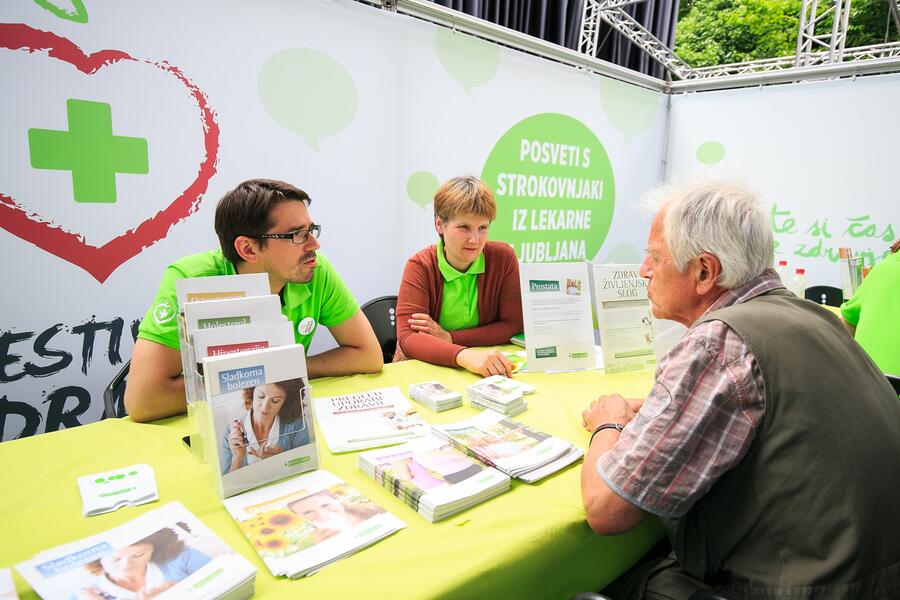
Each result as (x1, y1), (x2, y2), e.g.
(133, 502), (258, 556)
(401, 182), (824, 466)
(0, 24), (220, 283)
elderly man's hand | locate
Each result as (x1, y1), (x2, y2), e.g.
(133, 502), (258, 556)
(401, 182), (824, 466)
(582, 394), (641, 432)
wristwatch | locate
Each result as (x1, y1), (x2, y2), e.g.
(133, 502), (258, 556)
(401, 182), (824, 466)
(589, 422), (625, 445)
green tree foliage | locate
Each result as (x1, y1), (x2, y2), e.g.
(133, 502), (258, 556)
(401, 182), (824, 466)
(675, 0), (899, 68)
(847, 0), (900, 47)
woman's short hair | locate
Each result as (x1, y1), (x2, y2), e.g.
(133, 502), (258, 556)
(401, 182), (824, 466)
(433, 176), (497, 223)
(215, 179), (311, 265)
(241, 377), (306, 423)
(644, 180), (773, 289)
(83, 528), (186, 576)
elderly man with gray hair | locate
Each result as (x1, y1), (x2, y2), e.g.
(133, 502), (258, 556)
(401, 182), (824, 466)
(580, 181), (900, 599)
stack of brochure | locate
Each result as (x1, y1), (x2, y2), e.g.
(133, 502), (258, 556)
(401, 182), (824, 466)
(466, 375), (535, 416)
(223, 470), (404, 578)
(313, 387), (428, 452)
(407, 381), (463, 412)
(358, 435), (510, 522)
(175, 274), (285, 464)
(181, 294), (287, 407)
(433, 410), (583, 483)
(16, 502), (256, 600)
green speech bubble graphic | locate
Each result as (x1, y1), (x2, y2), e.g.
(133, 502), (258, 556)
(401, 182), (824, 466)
(258, 48), (357, 151)
(436, 27), (500, 96)
(482, 113), (616, 263)
(696, 141), (726, 165)
(407, 170), (440, 208)
(599, 77), (662, 146)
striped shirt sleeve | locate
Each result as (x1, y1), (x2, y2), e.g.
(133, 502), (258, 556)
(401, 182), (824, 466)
(596, 321), (766, 518)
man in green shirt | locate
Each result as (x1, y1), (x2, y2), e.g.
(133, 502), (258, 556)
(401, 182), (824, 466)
(841, 239), (900, 376)
(125, 179), (383, 423)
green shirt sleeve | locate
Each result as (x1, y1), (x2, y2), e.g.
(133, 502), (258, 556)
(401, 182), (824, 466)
(136, 264), (185, 350)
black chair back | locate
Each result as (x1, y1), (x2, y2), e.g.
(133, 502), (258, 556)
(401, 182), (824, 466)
(804, 285), (843, 307)
(361, 296), (398, 364)
(886, 373), (900, 396)
(102, 359), (131, 418)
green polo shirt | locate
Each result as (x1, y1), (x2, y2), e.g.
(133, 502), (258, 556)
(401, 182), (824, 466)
(137, 249), (359, 352)
(840, 251), (900, 375)
(436, 240), (483, 331)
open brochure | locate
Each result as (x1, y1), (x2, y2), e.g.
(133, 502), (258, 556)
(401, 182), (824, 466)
(16, 502), (256, 600)
(202, 344), (318, 499)
(359, 434), (510, 522)
(313, 387), (428, 453)
(432, 410), (583, 483)
(222, 470), (404, 578)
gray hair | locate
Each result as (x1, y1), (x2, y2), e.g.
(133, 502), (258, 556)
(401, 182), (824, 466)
(643, 180), (773, 289)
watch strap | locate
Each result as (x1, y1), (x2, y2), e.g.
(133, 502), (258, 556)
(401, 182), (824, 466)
(589, 422), (625, 445)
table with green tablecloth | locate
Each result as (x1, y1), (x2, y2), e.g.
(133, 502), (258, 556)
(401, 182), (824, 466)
(0, 358), (664, 599)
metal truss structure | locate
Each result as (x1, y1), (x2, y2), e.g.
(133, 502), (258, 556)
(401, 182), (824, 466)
(576, 0), (900, 89)
(368, 0), (900, 93)
(578, 0), (694, 80)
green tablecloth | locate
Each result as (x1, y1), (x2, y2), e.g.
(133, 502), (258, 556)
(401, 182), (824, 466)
(0, 358), (663, 599)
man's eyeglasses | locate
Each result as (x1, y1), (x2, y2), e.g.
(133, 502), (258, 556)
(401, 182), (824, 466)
(252, 224), (322, 245)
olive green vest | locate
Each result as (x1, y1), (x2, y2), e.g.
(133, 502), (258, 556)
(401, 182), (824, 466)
(668, 290), (900, 598)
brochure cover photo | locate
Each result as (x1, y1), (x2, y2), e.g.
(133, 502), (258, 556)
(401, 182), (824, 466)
(222, 470), (404, 578)
(16, 502), (256, 600)
(202, 345), (318, 498)
(313, 387), (428, 453)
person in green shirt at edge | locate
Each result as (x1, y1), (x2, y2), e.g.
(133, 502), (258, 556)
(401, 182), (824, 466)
(840, 238), (900, 377)
(125, 179), (383, 423)
(395, 176), (524, 377)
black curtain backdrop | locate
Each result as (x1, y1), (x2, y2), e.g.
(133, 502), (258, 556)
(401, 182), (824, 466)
(428, 0), (680, 80)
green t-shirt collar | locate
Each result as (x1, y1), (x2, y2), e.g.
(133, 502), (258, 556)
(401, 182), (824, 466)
(280, 276), (312, 310)
(436, 239), (485, 282)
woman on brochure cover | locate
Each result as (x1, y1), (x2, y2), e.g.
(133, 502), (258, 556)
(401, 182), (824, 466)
(74, 527), (210, 600)
(220, 377), (311, 474)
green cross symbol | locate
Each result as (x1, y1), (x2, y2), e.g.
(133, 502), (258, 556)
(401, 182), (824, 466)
(28, 99), (149, 203)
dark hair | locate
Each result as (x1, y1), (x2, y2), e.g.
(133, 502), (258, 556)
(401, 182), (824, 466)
(241, 377), (306, 423)
(215, 179), (311, 265)
(83, 527), (186, 576)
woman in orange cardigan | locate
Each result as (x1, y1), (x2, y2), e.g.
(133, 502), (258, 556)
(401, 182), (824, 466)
(395, 176), (523, 377)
